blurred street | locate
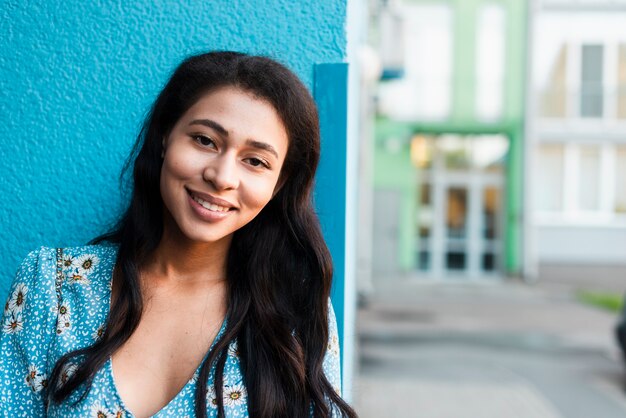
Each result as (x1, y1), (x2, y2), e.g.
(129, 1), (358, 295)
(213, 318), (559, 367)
(353, 274), (626, 418)
(353, 1), (626, 416)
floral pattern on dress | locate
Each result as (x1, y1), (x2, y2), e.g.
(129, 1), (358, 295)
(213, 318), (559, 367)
(7, 283), (28, 313)
(90, 402), (125, 418)
(223, 383), (247, 407)
(55, 300), (72, 335)
(91, 402), (113, 418)
(93, 324), (106, 341)
(0, 245), (343, 417)
(60, 362), (79, 386)
(327, 332), (340, 358)
(227, 340), (240, 358)
(74, 254), (100, 275)
(62, 253), (99, 286)
(3, 310), (24, 334)
(25, 364), (47, 393)
(206, 385), (219, 409)
(3, 282), (28, 335)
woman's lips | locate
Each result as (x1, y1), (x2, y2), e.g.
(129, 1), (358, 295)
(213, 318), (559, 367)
(186, 188), (237, 210)
(186, 188), (236, 222)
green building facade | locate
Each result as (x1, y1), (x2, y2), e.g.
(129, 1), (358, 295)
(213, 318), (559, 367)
(373, 0), (527, 277)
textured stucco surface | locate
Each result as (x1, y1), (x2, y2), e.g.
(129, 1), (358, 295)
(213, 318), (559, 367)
(0, 0), (346, 297)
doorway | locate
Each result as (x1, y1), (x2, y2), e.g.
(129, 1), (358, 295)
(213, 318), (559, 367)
(414, 134), (508, 278)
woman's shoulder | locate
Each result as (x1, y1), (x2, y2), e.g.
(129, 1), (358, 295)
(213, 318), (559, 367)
(60, 242), (119, 264)
(10, 246), (57, 299)
(57, 243), (118, 294)
(9, 243), (119, 310)
(16, 243), (118, 270)
(20, 243), (118, 283)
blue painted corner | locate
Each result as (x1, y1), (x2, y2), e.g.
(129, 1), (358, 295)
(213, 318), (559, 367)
(313, 62), (349, 357)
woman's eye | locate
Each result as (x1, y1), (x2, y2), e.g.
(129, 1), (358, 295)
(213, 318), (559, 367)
(246, 157), (269, 169)
(193, 135), (216, 148)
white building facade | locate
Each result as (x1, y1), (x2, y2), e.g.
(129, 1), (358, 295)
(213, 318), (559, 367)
(527, 0), (626, 273)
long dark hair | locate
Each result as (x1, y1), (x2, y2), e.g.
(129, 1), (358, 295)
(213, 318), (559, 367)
(47, 51), (357, 417)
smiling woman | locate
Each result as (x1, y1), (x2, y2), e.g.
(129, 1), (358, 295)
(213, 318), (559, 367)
(0, 52), (357, 418)
(159, 86), (289, 247)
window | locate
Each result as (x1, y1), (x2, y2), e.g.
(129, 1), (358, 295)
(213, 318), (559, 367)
(617, 146), (626, 214)
(537, 143), (626, 219)
(536, 144), (564, 212)
(540, 45), (568, 118)
(578, 145), (601, 211)
(538, 41), (626, 121)
(580, 45), (604, 118)
(618, 44), (626, 120)
(377, 4), (452, 120)
(476, 5), (505, 121)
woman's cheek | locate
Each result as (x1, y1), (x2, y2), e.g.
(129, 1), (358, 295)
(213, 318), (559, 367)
(169, 151), (204, 177)
(244, 175), (280, 208)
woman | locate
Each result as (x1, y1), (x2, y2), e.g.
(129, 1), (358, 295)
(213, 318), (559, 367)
(0, 51), (358, 418)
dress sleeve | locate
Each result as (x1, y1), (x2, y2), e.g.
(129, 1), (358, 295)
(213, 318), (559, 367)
(322, 299), (342, 396)
(0, 247), (57, 417)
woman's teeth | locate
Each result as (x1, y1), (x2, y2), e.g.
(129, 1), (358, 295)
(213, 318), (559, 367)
(192, 195), (229, 212)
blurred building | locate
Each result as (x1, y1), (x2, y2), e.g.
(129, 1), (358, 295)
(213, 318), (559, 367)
(371, 0), (526, 278)
(526, 0), (626, 275)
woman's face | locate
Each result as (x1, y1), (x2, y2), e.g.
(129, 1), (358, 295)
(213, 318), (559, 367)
(160, 86), (289, 246)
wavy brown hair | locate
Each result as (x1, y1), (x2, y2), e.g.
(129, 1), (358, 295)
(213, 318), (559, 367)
(47, 51), (358, 418)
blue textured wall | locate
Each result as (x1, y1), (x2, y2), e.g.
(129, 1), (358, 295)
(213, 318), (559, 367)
(0, 0), (347, 298)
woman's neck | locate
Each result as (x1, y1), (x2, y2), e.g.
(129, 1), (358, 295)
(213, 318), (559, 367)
(144, 221), (231, 288)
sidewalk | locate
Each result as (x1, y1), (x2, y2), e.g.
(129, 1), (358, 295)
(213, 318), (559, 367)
(353, 275), (626, 418)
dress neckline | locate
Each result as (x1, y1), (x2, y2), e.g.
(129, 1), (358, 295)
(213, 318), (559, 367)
(105, 317), (228, 418)
(103, 246), (229, 417)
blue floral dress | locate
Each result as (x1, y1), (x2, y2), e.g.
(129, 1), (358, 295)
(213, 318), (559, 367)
(0, 245), (342, 417)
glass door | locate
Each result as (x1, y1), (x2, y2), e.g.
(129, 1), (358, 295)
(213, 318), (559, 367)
(445, 186), (468, 271)
(414, 134), (507, 278)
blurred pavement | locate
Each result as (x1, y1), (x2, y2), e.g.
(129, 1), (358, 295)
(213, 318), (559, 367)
(353, 273), (626, 418)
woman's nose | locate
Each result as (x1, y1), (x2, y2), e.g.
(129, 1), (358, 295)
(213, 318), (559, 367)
(203, 155), (239, 191)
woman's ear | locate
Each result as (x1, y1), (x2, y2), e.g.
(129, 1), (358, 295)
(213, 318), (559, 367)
(161, 137), (167, 159)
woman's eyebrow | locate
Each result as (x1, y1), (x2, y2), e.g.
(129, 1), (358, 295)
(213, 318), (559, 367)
(245, 140), (278, 159)
(188, 119), (229, 136)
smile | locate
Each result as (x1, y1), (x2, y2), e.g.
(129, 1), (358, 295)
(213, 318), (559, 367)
(191, 195), (230, 212)
(186, 188), (237, 216)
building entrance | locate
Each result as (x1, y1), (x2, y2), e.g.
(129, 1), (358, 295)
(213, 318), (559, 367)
(414, 134), (508, 278)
